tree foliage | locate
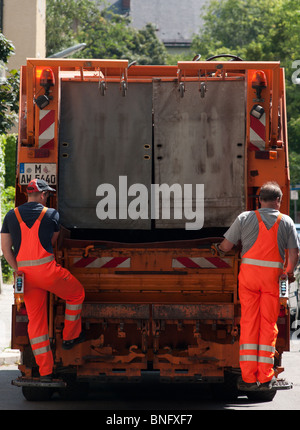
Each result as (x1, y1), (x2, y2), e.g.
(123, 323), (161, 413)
(0, 34), (18, 195)
(192, 0), (300, 62)
(0, 34), (19, 135)
(46, 0), (167, 64)
(0, 33), (15, 63)
(0, 33), (19, 282)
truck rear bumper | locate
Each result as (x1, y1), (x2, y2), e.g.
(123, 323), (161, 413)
(12, 377), (66, 388)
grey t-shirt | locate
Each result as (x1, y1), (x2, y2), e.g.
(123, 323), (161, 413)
(224, 208), (299, 259)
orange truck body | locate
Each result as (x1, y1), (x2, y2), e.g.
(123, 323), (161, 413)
(12, 58), (290, 395)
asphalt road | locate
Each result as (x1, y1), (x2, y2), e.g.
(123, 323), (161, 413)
(1, 340), (300, 412)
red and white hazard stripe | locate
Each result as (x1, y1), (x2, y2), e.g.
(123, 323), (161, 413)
(249, 112), (266, 151)
(172, 257), (231, 269)
(39, 110), (55, 149)
(73, 256), (131, 268)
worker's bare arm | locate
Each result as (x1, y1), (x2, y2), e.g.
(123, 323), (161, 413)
(219, 238), (235, 253)
(51, 231), (60, 247)
(1, 233), (18, 271)
(286, 247), (299, 274)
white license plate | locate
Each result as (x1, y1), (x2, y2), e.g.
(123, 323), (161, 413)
(19, 163), (56, 185)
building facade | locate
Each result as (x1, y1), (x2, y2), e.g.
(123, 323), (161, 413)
(1, 0), (46, 71)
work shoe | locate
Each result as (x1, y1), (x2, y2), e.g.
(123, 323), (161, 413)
(259, 377), (293, 391)
(237, 377), (259, 391)
(39, 374), (66, 388)
(62, 331), (86, 350)
(40, 373), (54, 382)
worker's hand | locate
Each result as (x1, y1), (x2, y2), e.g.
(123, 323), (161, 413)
(286, 272), (295, 283)
(211, 243), (226, 258)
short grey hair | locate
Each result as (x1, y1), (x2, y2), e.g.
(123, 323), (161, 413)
(259, 181), (283, 202)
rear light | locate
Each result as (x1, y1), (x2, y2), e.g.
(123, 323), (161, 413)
(252, 70), (267, 89)
(34, 94), (50, 110)
(35, 67), (44, 80)
(255, 150), (277, 160)
(40, 68), (55, 89)
(250, 104), (265, 120)
(34, 67), (55, 110)
(28, 148), (50, 158)
(252, 70), (267, 100)
(278, 305), (287, 317)
(17, 306), (27, 316)
(15, 307), (28, 337)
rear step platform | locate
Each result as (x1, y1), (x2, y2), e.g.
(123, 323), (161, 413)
(12, 377), (66, 389)
(273, 378), (293, 390)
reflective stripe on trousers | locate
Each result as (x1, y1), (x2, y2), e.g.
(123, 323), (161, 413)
(240, 344), (275, 365)
(65, 303), (82, 321)
(30, 334), (51, 357)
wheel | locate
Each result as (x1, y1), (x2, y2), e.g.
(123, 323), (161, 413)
(246, 389), (277, 402)
(58, 379), (89, 400)
(211, 371), (239, 401)
(22, 386), (54, 401)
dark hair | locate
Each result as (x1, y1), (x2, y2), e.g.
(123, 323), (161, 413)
(259, 181), (283, 202)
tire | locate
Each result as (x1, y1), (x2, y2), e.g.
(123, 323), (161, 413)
(211, 371), (239, 401)
(22, 386), (54, 401)
(59, 381), (89, 400)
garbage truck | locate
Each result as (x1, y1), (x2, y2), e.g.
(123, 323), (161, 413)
(11, 56), (291, 401)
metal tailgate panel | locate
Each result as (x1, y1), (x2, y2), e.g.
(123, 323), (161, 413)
(58, 81), (152, 229)
(153, 80), (246, 228)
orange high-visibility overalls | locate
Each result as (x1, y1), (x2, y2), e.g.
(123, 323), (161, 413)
(238, 210), (283, 384)
(14, 206), (85, 376)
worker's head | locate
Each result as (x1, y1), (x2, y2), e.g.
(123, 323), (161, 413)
(259, 181), (282, 209)
(26, 179), (56, 205)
